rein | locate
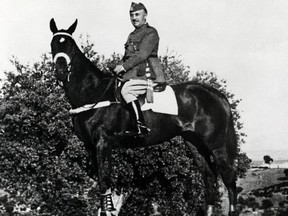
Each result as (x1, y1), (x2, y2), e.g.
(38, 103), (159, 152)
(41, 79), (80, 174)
(69, 74), (120, 115)
(91, 75), (118, 106)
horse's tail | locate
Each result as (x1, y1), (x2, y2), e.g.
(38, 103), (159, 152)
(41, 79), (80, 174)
(226, 113), (238, 164)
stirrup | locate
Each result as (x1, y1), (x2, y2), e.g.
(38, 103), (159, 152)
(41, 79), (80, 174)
(137, 121), (150, 135)
(123, 122), (150, 136)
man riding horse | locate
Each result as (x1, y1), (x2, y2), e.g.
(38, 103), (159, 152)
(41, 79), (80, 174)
(113, 2), (166, 137)
(50, 2), (239, 215)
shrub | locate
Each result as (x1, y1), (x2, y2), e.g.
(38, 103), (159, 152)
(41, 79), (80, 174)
(237, 186), (243, 194)
(284, 169), (288, 177)
(263, 209), (275, 216)
(261, 199), (274, 209)
(248, 201), (259, 211)
(237, 196), (247, 206)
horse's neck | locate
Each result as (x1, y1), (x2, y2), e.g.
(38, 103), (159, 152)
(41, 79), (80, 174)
(64, 53), (109, 108)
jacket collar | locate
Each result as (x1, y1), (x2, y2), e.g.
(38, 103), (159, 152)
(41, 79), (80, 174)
(133, 23), (149, 33)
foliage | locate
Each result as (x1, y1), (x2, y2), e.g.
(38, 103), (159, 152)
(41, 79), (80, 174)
(261, 198), (274, 209)
(0, 55), (98, 215)
(263, 155), (274, 164)
(0, 37), (249, 215)
(237, 152), (252, 178)
(284, 169), (288, 178)
(277, 205), (288, 216)
(160, 50), (190, 84)
(110, 138), (205, 215)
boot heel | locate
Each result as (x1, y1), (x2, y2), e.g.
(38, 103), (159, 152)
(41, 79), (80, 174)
(137, 121), (150, 134)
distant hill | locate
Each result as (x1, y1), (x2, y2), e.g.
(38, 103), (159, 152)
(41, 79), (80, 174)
(246, 149), (288, 161)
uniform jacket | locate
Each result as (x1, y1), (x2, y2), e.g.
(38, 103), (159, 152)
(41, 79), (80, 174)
(121, 23), (166, 83)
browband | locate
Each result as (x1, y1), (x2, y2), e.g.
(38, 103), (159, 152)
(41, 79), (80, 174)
(53, 32), (73, 38)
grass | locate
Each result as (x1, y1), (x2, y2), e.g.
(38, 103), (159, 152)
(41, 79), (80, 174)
(237, 168), (288, 215)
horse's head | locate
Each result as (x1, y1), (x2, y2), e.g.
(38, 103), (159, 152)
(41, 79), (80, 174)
(50, 18), (78, 82)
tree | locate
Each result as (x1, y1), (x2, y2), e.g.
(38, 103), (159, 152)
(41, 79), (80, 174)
(0, 37), (249, 215)
(263, 155), (273, 164)
(161, 49), (190, 84)
(237, 152), (252, 178)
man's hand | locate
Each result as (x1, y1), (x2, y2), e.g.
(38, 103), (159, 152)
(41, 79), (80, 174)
(114, 65), (125, 74)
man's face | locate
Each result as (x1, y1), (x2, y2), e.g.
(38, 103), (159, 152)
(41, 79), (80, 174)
(130, 9), (147, 28)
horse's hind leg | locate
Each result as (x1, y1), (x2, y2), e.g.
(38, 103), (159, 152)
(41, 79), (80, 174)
(183, 137), (219, 216)
(212, 118), (238, 216)
(212, 148), (237, 216)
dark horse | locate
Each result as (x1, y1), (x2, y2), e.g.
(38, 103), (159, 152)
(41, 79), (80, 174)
(50, 18), (238, 216)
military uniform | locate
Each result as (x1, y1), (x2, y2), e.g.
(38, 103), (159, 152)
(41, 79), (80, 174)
(116, 2), (165, 136)
(121, 23), (166, 83)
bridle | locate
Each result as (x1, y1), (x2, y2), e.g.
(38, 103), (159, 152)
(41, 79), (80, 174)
(52, 32), (73, 82)
(52, 32), (120, 114)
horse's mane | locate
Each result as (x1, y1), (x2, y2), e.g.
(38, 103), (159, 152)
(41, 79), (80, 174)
(67, 36), (111, 79)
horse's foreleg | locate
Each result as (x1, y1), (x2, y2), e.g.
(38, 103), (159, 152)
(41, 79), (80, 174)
(85, 143), (98, 179)
(96, 136), (115, 215)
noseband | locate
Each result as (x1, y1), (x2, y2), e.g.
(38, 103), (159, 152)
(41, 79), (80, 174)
(52, 32), (73, 81)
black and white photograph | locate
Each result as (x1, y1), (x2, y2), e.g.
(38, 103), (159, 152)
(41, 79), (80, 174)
(1, 0), (288, 215)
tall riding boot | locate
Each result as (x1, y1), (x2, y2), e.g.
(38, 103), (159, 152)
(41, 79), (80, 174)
(124, 100), (150, 136)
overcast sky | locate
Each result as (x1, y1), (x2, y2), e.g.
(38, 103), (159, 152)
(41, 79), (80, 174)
(1, 0), (288, 160)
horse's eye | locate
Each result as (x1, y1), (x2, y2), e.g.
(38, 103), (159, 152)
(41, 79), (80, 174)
(60, 37), (65, 43)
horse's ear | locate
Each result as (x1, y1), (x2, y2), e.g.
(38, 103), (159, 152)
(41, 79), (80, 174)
(50, 18), (58, 34)
(67, 19), (78, 34)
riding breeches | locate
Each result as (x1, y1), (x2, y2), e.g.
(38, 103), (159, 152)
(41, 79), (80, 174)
(121, 79), (153, 103)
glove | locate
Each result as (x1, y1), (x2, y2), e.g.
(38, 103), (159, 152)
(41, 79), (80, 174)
(107, 62), (116, 71)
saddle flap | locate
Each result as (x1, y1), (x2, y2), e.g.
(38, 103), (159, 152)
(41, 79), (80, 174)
(141, 85), (178, 115)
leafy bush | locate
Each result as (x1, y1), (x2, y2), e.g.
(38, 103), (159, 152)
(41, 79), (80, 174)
(237, 196), (246, 206)
(111, 139), (205, 215)
(277, 206), (288, 216)
(284, 169), (288, 177)
(261, 199), (274, 209)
